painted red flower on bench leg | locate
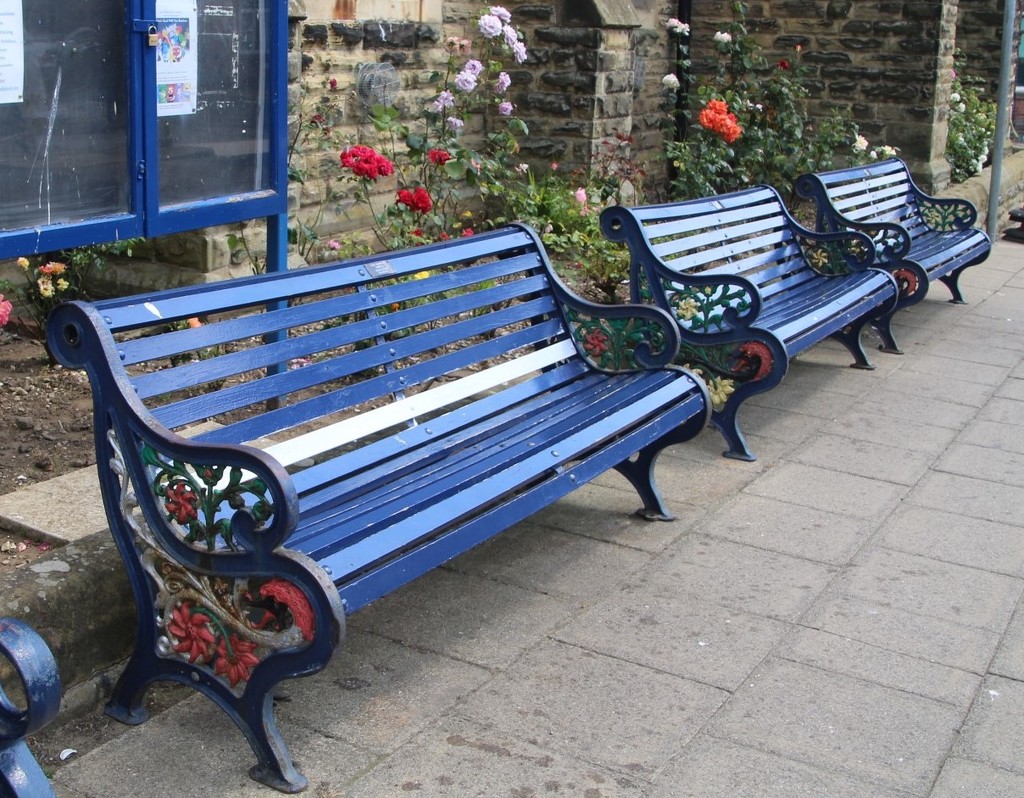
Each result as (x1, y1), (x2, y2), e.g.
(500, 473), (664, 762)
(167, 602), (216, 664)
(215, 634), (261, 688)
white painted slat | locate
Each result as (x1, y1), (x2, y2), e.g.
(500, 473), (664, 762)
(262, 340), (579, 467)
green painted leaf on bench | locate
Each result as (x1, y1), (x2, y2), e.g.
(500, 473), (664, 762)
(141, 444), (275, 553)
(919, 198), (971, 232)
(659, 281), (754, 334)
(564, 308), (669, 372)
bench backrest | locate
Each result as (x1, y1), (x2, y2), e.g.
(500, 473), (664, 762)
(797, 158), (928, 237)
(606, 185), (834, 304)
(52, 226), (586, 466)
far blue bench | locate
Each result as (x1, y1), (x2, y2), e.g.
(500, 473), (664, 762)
(601, 185), (900, 461)
(795, 157), (991, 327)
(0, 618), (61, 798)
(47, 223), (710, 792)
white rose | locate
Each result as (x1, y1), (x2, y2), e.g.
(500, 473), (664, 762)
(662, 73), (681, 90)
(713, 31), (733, 43)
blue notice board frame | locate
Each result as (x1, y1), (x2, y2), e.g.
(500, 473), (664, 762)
(0, 0), (287, 262)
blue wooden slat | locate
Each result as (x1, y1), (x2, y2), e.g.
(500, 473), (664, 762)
(311, 376), (695, 579)
(131, 278), (554, 399)
(294, 370), (677, 553)
(175, 317), (567, 441)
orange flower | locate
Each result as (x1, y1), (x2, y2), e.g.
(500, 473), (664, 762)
(698, 99), (743, 144)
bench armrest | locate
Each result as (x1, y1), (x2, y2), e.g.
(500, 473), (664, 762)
(791, 224), (877, 276)
(547, 274), (683, 371)
(911, 192), (979, 231)
(47, 301), (344, 695)
(600, 205), (763, 337)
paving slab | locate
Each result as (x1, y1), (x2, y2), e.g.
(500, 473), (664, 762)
(930, 757), (1024, 798)
(956, 417), (1024, 454)
(706, 658), (963, 794)
(819, 547), (1022, 633)
(778, 626), (980, 709)
(903, 352), (1011, 386)
(0, 467), (107, 544)
(791, 431), (934, 486)
(54, 697), (372, 797)
(526, 480), (693, 553)
(642, 535), (838, 622)
(934, 442), (1024, 487)
(742, 461), (906, 520)
(275, 629), (491, 755)
(455, 638), (727, 777)
(953, 675), (1024, 775)
(802, 593), (1003, 674)
(878, 505), (1024, 577)
(347, 568), (576, 669)
(648, 734), (910, 798)
(908, 471), (1024, 527)
(346, 714), (644, 798)
(995, 375), (1024, 401)
(976, 395), (1024, 425)
(990, 601), (1024, 682)
(554, 585), (789, 691)
(697, 492), (876, 565)
(445, 522), (653, 601)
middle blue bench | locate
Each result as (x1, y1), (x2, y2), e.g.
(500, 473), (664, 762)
(601, 185), (900, 461)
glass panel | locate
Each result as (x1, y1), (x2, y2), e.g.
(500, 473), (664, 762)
(157, 0), (271, 207)
(0, 0), (130, 231)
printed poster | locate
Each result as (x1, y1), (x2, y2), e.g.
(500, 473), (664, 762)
(155, 0), (198, 117)
(0, 0), (24, 105)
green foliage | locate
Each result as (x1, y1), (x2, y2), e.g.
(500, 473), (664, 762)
(492, 136), (645, 303)
(665, 2), (870, 201)
(946, 55), (997, 184)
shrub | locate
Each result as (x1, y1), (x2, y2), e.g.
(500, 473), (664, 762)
(946, 56), (997, 184)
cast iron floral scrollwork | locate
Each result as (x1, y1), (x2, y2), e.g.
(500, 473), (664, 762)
(798, 235), (870, 276)
(564, 307), (669, 371)
(109, 431), (315, 695)
(919, 198), (972, 231)
(676, 339), (775, 410)
(661, 280), (755, 334)
(142, 444), (275, 552)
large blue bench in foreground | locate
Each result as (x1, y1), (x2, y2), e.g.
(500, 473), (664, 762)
(47, 224), (710, 792)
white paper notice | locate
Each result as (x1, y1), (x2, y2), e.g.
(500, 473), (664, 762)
(0, 1), (24, 105)
(155, 0), (198, 117)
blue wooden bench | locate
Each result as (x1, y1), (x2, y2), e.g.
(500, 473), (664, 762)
(47, 224), (710, 792)
(795, 157), (991, 325)
(601, 185), (900, 461)
(0, 618), (61, 798)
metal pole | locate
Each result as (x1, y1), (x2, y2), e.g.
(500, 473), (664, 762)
(987, 0), (1018, 238)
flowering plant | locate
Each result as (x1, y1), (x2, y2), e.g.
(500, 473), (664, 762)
(338, 4), (528, 250)
(0, 240), (140, 333)
(0, 294), (11, 328)
(664, 3), (869, 200)
(493, 136), (646, 303)
(946, 55), (997, 184)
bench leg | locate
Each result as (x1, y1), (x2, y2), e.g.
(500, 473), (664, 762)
(939, 269), (968, 304)
(712, 401), (757, 462)
(106, 649), (309, 793)
(871, 313), (904, 355)
(614, 443), (675, 521)
(830, 323), (875, 370)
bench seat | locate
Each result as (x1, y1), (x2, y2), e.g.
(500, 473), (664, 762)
(795, 157), (991, 335)
(48, 223), (710, 791)
(602, 185), (899, 461)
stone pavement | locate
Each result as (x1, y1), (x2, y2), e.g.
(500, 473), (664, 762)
(46, 240), (1024, 797)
